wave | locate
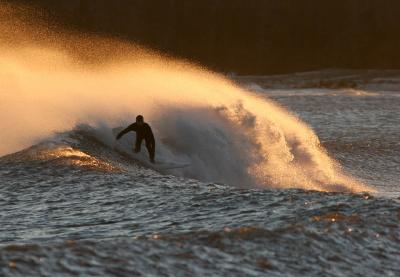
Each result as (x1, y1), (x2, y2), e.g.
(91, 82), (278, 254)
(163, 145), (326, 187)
(0, 3), (371, 192)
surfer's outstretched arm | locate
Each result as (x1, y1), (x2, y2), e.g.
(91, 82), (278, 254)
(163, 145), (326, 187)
(116, 124), (136, 140)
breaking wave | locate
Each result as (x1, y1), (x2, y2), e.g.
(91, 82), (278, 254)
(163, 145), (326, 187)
(0, 3), (371, 192)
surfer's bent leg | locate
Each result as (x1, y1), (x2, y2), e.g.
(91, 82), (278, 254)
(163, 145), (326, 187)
(134, 136), (143, 153)
(145, 138), (155, 162)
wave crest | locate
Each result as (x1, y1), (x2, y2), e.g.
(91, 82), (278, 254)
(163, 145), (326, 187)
(0, 3), (372, 192)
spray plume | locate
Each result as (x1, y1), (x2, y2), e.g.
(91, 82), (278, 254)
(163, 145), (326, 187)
(0, 3), (372, 192)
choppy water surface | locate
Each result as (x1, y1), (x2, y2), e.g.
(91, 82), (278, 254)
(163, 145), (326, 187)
(1, 79), (400, 276)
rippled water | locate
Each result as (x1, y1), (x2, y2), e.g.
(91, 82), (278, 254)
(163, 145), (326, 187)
(1, 84), (399, 276)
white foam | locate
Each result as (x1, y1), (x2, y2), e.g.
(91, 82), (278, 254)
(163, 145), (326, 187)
(0, 3), (372, 192)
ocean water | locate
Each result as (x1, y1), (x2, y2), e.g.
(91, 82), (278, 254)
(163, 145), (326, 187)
(254, 86), (400, 198)
(1, 82), (400, 276)
(1, 4), (400, 275)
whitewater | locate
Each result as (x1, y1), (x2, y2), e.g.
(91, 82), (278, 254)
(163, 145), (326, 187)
(1, 3), (399, 277)
(0, 4), (369, 192)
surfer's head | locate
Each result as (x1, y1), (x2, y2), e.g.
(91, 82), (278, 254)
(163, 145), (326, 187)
(136, 115), (144, 125)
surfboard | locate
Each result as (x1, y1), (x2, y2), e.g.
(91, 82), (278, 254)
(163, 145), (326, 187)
(113, 138), (190, 171)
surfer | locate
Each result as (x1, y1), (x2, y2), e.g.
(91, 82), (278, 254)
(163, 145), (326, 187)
(116, 115), (156, 163)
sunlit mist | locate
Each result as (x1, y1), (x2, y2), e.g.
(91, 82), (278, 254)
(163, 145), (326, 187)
(0, 3), (372, 192)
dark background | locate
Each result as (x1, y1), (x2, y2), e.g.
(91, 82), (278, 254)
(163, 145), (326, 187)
(9, 0), (400, 74)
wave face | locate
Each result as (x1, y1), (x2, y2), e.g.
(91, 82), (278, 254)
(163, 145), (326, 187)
(0, 3), (370, 192)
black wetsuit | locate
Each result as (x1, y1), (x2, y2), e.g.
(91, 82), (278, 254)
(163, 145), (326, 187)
(116, 123), (155, 161)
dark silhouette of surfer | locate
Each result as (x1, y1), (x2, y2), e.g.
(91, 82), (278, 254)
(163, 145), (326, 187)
(116, 115), (156, 163)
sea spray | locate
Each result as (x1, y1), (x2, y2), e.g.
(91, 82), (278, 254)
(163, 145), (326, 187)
(0, 3), (371, 192)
